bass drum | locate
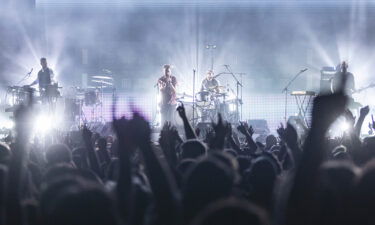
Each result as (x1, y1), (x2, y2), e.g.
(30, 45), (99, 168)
(175, 102), (200, 127)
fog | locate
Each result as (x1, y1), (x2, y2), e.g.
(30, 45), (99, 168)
(1, 0), (375, 129)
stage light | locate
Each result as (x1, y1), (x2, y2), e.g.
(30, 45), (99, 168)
(34, 114), (53, 134)
(328, 116), (352, 138)
(4, 120), (14, 129)
(339, 121), (350, 132)
(228, 103), (236, 112)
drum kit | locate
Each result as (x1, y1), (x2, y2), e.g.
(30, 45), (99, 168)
(64, 74), (115, 125)
(176, 84), (239, 125)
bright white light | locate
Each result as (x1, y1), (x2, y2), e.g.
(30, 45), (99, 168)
(4, 120), (14, 129)
(34, 114), (53, 134)
(339, 121), (350, 132)
(328, 116), (352, 138)
(229, 103), (236, 112)
(156, 93), (162, 127)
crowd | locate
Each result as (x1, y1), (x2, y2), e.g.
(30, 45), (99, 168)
(1, 70), (375, 225)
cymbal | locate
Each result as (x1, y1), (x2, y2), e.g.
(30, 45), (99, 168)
(92, 80), (113, 86)
(213, 93), (228, 97)
(176, 92), (193, 98)
(87, 86), (108, 89)
(92, 75), (113, 80)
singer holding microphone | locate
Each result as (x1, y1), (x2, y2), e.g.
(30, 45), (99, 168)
(158, 64), (178, 126)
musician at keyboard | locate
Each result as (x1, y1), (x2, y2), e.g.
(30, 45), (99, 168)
(30, 57), (56, 92)
(30, 57), (60, 102)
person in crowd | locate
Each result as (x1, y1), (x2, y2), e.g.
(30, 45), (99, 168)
(2, 62), (375, 225)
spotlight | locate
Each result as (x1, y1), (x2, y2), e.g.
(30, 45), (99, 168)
(328, 116), (352, 138)
(4, 120), (14, 129)
(34, 114), (53, 134)
(228, 103), (236, 112)
(339, 121), (350, 132)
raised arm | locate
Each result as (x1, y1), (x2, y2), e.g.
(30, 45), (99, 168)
(159, 122), (181, 169)
(82, 126), (103, 178)
(112, 116), (134, 223)
(5, 91), (34, 225)
(237, 122), (257, 153)
(131, 113), (181, 225)
(176, 102), (197, 140)
(354, 106), (369, 137)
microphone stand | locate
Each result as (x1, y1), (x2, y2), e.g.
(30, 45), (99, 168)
(17, 68), (33, 85)
(224, 65), (243, 123)
(281, 69), (308, 124)
(192, 69), (196, 127)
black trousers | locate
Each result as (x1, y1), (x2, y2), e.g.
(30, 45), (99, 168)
(160, 104), (176, 127)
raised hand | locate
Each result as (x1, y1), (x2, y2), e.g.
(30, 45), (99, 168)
(354, 106), (370, 136)
(177, 101), (197, 139)
(237, 122), (248, 135)
(360, 105), (370, 118)
(176, 101), (186, 119)
(237, 121), (252, 136)
(82, 125), (93, 143)
(113, 116), (134, 146)
(210, 114), (231, 150)
(278, 123), (298, 147)
(311, 93), (348, 132)
(159, 122), (179, 167)
(130, 112), (151, 146)
(248, 125), (255, 137)
(237, 121), (257, 152)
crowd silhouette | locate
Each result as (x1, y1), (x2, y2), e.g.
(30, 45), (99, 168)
(1, 65), (375, 225)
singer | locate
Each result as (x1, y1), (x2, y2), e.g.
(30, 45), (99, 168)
(158, 64), (178, 126)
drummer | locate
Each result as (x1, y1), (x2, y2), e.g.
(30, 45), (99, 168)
(201, 70), (220, 93)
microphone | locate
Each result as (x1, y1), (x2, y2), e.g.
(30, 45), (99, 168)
(27, 68), (33, 76)
(103, 69), (112, 74)
(300, 68), (308, 73)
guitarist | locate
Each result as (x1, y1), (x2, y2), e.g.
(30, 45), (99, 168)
(331, 61), (356, 96)
(331, 61), (362, 110)
(158, 64), (178, 126)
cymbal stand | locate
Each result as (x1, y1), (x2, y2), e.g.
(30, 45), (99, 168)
(192, 69), (196, 126)
(224, 65), (243, 123)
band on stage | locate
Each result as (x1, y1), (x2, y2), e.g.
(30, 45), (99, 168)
(5, 58), (373, 129)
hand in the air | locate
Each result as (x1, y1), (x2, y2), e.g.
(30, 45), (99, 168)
(212, 113), (231, 138)
(311, 93), (348, 131)
(277, 123), (298, 147)
(176, 102), (186, 119)
(82, 125), (93, 143)
(130, 112), (151, 146)
(159, 122), (179, 147)
(360, 105), (370, 118)
(237, 122), (253, 137)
